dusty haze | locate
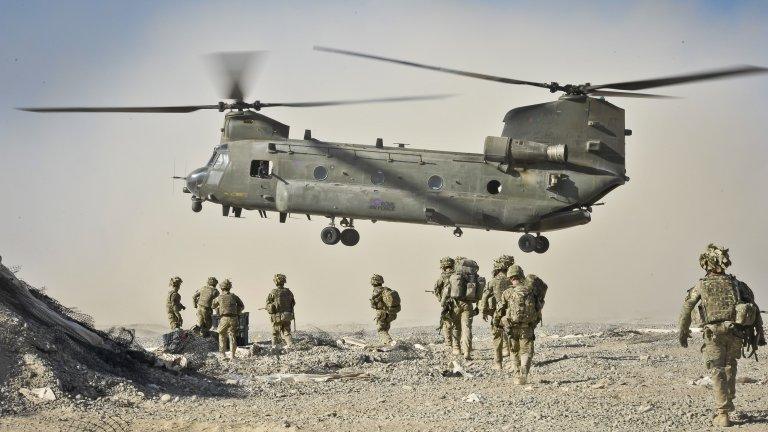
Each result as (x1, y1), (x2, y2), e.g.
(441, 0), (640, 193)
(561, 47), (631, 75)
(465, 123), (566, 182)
(1, 1), (767, 329)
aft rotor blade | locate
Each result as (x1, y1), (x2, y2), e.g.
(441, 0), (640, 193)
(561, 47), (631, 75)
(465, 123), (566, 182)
(588, 65), (768, 92)
(588, 90), (675, 99)
(259, 94), (454, 108)
(315, 46), (552, 89)
(208, 51), (267, 101)
(18, 105), (219, 113)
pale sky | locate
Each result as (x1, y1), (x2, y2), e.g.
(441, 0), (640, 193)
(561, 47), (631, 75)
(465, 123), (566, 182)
(2, 1), (767, 329)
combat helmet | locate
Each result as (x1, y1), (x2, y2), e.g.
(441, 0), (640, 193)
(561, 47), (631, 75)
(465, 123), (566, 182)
(506, 264), (525, 281)
(273, 273), (287, 286)
(453, 256), (466, 271)
(207, 276), (218, 286)
(493, 254), (515, 272)
(439, 256), (455, 269)
(169, 276), (183, 287)
(220, 279), (232, 290)
(370, 274), (384, 286)
(699, 243), (731, 274)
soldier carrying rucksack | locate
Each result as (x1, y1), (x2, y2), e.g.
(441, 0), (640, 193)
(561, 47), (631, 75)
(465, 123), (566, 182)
(370, 274), (400, 345)
(679, 244), (766, 427)
(494, 264), (547, 384)
(266, 273), (296, 349)
(442, 258), (485, 360)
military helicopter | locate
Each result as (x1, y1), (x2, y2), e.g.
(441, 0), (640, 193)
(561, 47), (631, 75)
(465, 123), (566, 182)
(20, 50), (766, 253)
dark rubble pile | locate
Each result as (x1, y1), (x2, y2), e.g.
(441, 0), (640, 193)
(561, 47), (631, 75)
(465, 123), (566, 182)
(0, 262), (233, 415)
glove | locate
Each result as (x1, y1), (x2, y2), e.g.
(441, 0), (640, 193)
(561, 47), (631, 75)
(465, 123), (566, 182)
(758, 334), (766, 347)
(678, 330), (689, 348)
(472, 307), (479, 317)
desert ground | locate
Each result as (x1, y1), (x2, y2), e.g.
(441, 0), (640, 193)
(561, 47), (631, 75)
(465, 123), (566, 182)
(1, 264), (767, 432)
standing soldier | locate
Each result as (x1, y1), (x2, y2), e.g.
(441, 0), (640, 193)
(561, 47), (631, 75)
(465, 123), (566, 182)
(192, 276), (219, 337)
(433, 257), (455, 349)
(442, 258), (484, 360)
(266, 273), (296, 349)
(369, 274), (401, 345)
(495, 265), (546, 384)
(212, 279), (244, 360)
(479, 255), (514, 369)
(166, 276), (186, 330)
(678, 244), (765, 427)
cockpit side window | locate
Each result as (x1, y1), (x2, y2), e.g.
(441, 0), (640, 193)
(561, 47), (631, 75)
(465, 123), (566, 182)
(206, 151), (218, 167)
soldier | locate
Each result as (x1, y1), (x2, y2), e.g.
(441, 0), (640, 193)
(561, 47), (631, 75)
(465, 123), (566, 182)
(679, 244), (766, 427)
(212, 279), (244, 360)
(192, 276), (219, 336)
(495, 265), (543, 384)
(442, 258), (484, 360)
(479, 255), (515, 369)
(433, 257), (455, 349)
(266, 273), (296, 349)
(369, 274), (401, 345)
(166, 276), (186, 330)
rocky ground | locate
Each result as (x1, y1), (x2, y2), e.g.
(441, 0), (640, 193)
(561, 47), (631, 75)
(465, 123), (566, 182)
(1, 265), (766, 431)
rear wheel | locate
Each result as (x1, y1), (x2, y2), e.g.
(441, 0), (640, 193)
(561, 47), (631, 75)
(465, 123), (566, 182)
(534, 236), (550, 254)
(518, 234), (536, 253)
(340, 228), (360, 246)
(320, 226), (341, 245)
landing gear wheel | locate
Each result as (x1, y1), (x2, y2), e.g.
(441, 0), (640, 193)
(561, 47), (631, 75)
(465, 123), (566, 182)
(191, 200), (202, 213)
(534, 236), (550, 254)
(320, 226), (341, 245)
(340, 228), (360, 246)
(518, 234), (536, 253)
(453, 227), (463, 237)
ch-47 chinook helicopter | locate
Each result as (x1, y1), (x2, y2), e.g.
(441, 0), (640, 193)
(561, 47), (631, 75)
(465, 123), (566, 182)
(21, 51), (767, 253)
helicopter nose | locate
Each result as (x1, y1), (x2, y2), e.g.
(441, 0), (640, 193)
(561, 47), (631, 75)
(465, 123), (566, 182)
(186, 167), (208, 197)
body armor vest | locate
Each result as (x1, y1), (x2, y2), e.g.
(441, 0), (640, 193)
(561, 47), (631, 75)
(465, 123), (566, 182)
(217, 292), (240, 315)
(698, 274), (738, 324)
(197, 285), (217, 308)
(506, 282), (538, 325)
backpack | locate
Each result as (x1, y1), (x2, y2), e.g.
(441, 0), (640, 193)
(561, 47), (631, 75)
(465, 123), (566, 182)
(698, 275), (739, 324)
(528, 274), (548, 314)
(505, 283), (538, 325)
(382, 288), (401, 313)
(274, 288), (294, 313)
(448, 259), (484, 302)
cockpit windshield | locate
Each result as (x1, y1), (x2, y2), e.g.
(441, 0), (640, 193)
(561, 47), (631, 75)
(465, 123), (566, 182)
(206, 151), (218, 167)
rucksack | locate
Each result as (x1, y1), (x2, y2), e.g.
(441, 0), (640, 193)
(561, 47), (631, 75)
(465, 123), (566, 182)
(528, 274), (548, 312)
(382, 288), (401, 313)
(448, 259), (485, 302)
(698, 275), (739, 324)
(505, 283), (538, 325)
(274, 288), (294, 313)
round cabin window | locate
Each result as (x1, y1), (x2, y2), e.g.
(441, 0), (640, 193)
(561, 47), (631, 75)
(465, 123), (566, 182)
(487, 180), (502, 194)
(427, 175), (444, 190)
(371, 170), (386, 185)
(313, 166), (328, 181)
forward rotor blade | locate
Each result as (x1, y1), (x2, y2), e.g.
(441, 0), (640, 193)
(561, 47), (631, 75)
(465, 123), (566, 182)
(259, 94), (454, 108)
(208, 51), (267, 101)
(588, 65), (768, 92)
(315, 46), (552, 89)
(18, 105), (219, 113)
(587, 90), (675, 99)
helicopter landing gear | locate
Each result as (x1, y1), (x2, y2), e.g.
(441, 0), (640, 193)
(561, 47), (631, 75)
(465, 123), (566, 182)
(339, 219), (359, 246)
(320, 226), (341, 245)
(453, 227), (463, 237)
(340, 228), (360, 246)
(191, 198), (203, 213)
(518, 233), (550, 254)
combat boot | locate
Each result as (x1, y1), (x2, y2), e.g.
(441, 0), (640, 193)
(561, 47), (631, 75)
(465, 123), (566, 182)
(451, 345), (461, 356)
(712, 413), (731, 427)
(492, 361), (503, 371)
(515, 373), (528, 385)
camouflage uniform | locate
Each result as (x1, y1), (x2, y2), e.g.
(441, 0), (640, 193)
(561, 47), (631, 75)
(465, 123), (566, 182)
(192, 277), (219, 336)
(679, 244), (766, 427)
(479, 255), (514, 369)
(370, 274), (398, 344)
(266, 274), (296, 348)
(212, 279), (244, 359)
(495, 265), (537, 384)
(441, 257), (477, 359)
(433, 257), (456, 348)
(166, 276), (186, 329)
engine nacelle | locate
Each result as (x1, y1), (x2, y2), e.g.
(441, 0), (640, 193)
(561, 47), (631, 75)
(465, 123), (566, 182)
(484, 136), (567, 164)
